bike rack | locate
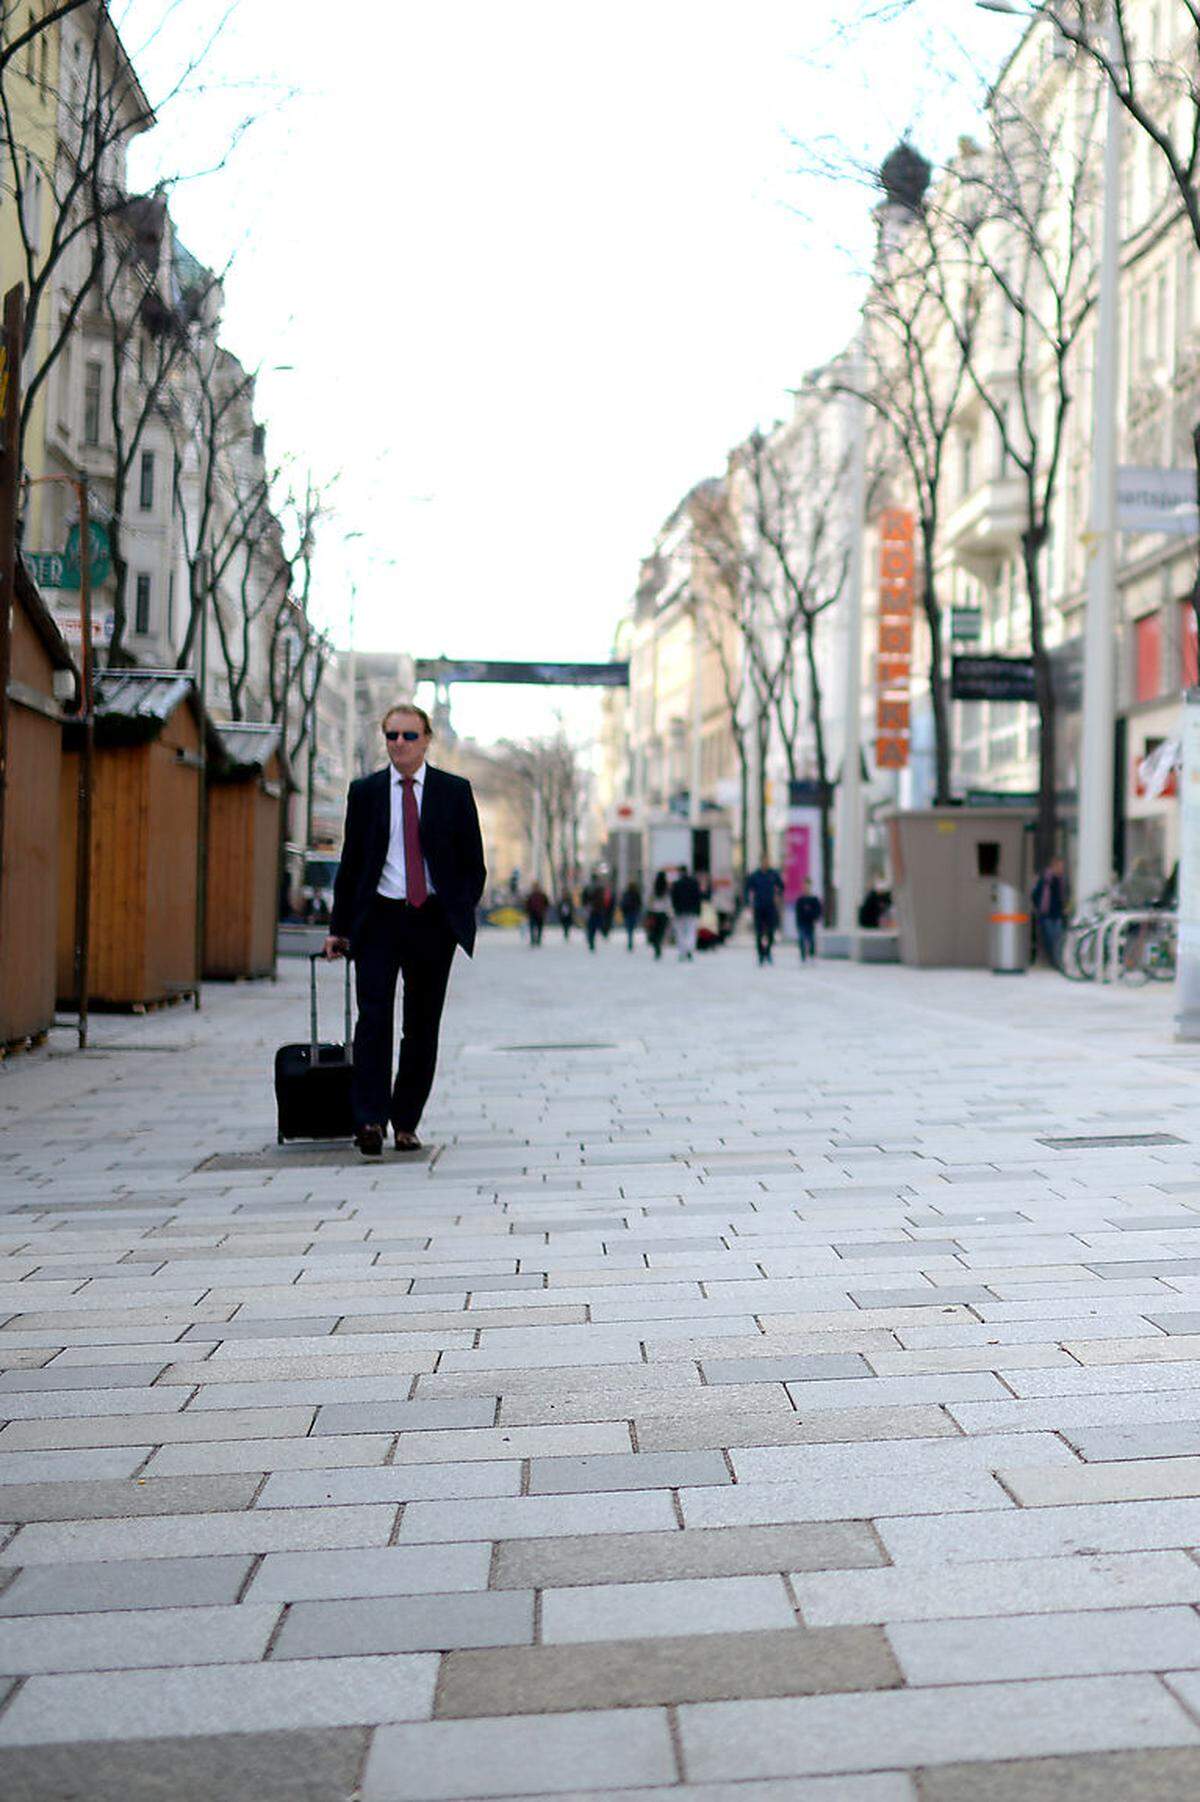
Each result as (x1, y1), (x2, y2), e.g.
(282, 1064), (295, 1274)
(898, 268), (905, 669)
(1098, 910), (1175, 983)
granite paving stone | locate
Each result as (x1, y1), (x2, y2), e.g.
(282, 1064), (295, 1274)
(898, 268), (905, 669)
(887, 1606), (1200, 1684)
(0, 1654), (438, 1745)
(6, 937), (1200, 1788)
(0, 1727), (372, 1802)
(0, 1554), (255, 1616)
(272, 1588), (534, 1658)
(491, 1520), (888, 1588)
(436, 1623), (901, 1716)
(245, 1541), (493, 1603)
(0, 1600), (280, 1674)
(360, 1708), (677, 1800)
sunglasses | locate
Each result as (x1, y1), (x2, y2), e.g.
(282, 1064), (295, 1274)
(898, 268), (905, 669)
(385, 729), (423, 742)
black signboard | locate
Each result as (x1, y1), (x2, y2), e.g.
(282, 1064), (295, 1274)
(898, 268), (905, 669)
(414, 658), (629, 688)
(951, 655), (1037, 703)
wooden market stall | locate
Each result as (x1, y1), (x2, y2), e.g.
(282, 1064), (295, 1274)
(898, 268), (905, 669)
(0, 564), (77, 1047)
(57, 670), (204, 1009)
(204, 721), (283, 980)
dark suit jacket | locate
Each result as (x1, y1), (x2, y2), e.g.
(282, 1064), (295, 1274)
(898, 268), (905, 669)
(331, 764), (486, 956)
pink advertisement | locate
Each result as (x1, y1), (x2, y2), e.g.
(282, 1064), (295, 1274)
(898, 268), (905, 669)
(783, 812), (821, 906)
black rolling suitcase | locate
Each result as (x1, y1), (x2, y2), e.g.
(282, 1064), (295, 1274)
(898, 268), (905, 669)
(274, 953), (355, 1143)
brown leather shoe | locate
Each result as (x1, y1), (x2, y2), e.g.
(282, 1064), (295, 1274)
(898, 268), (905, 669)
(393, 1130), (422, 1152)
(355, 1124), (384, 1157)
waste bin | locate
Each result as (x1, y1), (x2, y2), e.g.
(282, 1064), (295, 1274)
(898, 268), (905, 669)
(989, 880), (1030, 974)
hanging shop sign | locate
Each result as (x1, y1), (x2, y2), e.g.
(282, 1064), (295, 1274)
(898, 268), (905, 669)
(875, 507), (914, 770)
(951, 654), (1037, 703)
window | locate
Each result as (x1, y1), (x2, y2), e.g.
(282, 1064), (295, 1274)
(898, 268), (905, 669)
(1181, 601), (1198, 687)
(959, 431), (974, 498)
(1135, 610), (1162, 704)
(251, 424), (266, 457)
(135, 574), (151, 636)
(83, 361), (102, 446)
(167, 569), (176, 639)
(1156, 270), (1169, 363)
(139, 450), (155, 511)
(21, 158), (42, 254)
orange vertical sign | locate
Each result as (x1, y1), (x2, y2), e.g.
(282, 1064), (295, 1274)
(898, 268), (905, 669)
(875, 507), (914, 770)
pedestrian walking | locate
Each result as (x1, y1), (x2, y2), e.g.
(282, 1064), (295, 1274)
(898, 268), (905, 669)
(619, 880), (643, 951)
(745, 856), (784, 965)
(557, 893), (574, 940)
(1032, 854), (1067, 969)
(645, 870), (670, 960)
(525, 882), (549, 947)
(670, 866), (702, 961)
(583, 876), (607, 952)
(794, 877), (822, 963)
(324, 702), (485, 1156)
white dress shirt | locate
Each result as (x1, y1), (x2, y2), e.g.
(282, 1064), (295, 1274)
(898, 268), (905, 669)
(376, 764), (436, 900)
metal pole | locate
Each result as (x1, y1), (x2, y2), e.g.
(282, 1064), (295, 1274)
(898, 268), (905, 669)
(276, 634), (292, 927)
(74, 482), (93, 1049)
(834, 356), (870, 937)
(1076, 0), (1122, 900)
(1176, 689), (1200, 1038)
(0, 285), (24, 902)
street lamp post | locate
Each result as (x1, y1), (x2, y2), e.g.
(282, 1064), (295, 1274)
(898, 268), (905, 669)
(1076, 0), (1122, 899)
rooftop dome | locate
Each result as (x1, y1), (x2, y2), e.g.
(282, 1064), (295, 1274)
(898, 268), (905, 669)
(879, 139), (932, 214)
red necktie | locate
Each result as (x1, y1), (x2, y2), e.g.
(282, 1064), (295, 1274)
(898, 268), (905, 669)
(401, 777), (427, 906)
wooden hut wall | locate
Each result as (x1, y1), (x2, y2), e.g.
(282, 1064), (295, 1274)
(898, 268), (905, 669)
(57, 702), (200, 1006)
(57, 744), (151, 1005)
(0, 607), (61, 1043)
(144, 702), (199, 1000)
(204, 754), (281, 979)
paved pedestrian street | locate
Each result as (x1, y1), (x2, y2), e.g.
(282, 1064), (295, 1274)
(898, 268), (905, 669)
(7, 937), (1200, 1799)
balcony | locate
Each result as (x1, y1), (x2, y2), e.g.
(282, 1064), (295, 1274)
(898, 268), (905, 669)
(942, 475), (1028, 574)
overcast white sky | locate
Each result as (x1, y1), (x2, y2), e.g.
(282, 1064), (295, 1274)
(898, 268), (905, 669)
(117, 0), (1018, 743)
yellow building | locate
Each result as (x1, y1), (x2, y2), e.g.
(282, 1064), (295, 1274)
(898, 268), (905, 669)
(0, 0), (62, 530)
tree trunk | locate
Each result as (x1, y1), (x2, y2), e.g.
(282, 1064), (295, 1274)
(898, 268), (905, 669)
(919, 516), (952, 804)
(1022, 524), (1058, 868)
(804, 617), (835, 919)
(754, 706), (770, 860)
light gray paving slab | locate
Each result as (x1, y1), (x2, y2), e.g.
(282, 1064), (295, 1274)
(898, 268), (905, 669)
(0, 1601), (280, 1674)
(257, 1461), (523, 1508)
(677, 1675), (1200, 1781)
(361, 1708), (677, 1800)
(0, 1653), (438, 1745)
(888, 1606), (1200, 1684)
(398, 1490), (679, 1542)
(541, 1573), (797, 1642)
(527, 1449), (730, 1493)
(877, 1498), (1200, 1564)
(274, 1588), (534, 1657)
(793, 1550), (1200, 1625)
(245, 1541), (493, 1602)
(144, 1432), (394, 1477)
(2, 1501), (396, 1565)
(492, 1521), (888, 1589)
(0, 1554), (254, 1616)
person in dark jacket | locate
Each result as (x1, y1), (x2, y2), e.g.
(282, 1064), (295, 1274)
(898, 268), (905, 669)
(670, 867), (702, 961)
(557, 893), (574, 940)
(619, 881), (643, 951)
(645, 870), (670, 960)
(745, 857), (784, 965)
(794, 878), (823, 962)
(525, 883), (549, 947)
(1032, 855), (1067, 968)
(325, 703), (485, 1156)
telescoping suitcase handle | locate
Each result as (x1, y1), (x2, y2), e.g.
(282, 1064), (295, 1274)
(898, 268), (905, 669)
(309, 952), (353, 1055)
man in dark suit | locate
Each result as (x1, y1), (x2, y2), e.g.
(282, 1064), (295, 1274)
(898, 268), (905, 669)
(324, 703), (486, 1155)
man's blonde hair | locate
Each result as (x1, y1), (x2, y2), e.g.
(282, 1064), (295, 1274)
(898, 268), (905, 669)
(381, 702), (433, 736)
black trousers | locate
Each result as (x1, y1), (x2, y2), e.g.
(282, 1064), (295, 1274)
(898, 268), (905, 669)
(352, 897), (457, 1133)
(754, 912), (776, 962)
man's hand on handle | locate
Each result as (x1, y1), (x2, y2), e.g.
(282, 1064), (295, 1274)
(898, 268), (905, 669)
(322, 936), (349, 960)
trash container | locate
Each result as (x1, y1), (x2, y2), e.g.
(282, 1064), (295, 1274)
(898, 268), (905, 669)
(989, 880), (1030, 974)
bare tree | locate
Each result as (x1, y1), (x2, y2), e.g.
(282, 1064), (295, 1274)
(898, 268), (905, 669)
(922, 84), (1102, 861)
(495, 730), (589, 893)
(689, 480), (773, 878)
